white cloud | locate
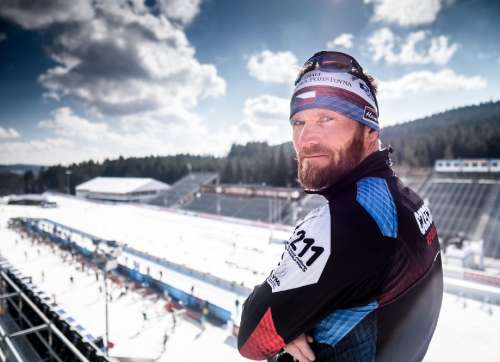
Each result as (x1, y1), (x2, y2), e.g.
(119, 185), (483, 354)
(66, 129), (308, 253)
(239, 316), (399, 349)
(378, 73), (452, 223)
(378, 69), (487, 100)
(0, 1), (296, 164)
(368, 27), (459, 65)
(234, 95), (291, 145)
(36, 1), (226, 118)
(426, 35), (460, 65)
(1, 0), (226, 123)
(365, 0), (444, 27)
(0, 0), (94, 29)
(247, 50), (299, 84)
(0, 137), (77, 165)
(368, 27), (396, 62)
(0, 126), (20, 139)
(497, 57), (500, 64)
(157, 0), (202, 24)
(0, 105), (235, 165)
(243, 94), (289, 123)
(326, 33), (354, 49)
(0, 0), (233, 165)
(38, 107), (109, 141)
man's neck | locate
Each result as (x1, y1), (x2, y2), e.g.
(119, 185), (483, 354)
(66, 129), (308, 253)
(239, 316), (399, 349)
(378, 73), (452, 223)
(359, 140), (380, 165)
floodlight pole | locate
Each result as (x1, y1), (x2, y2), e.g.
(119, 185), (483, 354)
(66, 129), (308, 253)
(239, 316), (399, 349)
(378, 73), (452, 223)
(65, 170), (72, 195)
(102, 258), (118, 357)
(95, 245), (119, 358)
(104, 268), (109, 357)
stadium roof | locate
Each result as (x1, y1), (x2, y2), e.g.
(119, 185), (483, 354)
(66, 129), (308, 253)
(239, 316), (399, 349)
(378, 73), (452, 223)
(75, 177), (170, 194)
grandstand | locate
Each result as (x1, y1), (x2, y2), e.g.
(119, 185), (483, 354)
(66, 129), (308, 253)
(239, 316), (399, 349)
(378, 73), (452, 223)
(420, 159), (500, 260)
(482, 186), (500, 258)
(182, 193), (284, 222)
(435, 159), (500, 173)
(181, 184), (300, 224)
(151, 172), (219, 207)
(420, 179), (494, 242)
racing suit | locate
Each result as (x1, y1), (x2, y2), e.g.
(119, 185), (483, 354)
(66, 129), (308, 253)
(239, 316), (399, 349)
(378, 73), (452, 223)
(237, 148), (443, 361)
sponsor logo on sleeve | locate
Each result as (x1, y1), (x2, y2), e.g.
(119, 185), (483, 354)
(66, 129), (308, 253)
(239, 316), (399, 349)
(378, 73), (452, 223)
(414, 204), (433, 235)
(414, 204), (437, 245)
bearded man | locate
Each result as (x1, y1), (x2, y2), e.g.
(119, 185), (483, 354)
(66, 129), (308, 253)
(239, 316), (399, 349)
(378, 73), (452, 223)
(237, 51), (443, 362)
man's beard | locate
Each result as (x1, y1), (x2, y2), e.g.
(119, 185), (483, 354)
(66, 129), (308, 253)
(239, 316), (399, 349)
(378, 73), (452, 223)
(297, 125), (365, 191)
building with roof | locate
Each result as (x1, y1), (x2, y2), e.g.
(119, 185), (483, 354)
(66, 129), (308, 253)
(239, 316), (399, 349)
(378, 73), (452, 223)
(75, 177), (170, 203)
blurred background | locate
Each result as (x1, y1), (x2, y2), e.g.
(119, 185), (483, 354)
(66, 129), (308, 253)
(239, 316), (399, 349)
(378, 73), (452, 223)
(0, 0), (499, 361)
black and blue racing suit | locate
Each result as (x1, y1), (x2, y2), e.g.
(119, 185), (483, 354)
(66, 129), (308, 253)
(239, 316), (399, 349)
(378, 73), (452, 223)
(237, 148), (443, 361)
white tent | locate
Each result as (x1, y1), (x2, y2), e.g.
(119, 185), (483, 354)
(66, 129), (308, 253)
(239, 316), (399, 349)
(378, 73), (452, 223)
(76, 177), (170, 203)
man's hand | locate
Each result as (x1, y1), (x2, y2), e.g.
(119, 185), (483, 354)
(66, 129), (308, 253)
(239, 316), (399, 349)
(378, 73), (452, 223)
(283, 333), (315, 362)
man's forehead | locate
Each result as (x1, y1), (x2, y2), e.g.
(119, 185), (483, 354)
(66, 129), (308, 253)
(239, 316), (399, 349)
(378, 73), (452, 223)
(290, 108), (343, 121)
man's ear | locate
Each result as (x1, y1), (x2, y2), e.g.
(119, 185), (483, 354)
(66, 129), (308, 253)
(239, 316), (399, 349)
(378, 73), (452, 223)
(365, 126), (379, 144)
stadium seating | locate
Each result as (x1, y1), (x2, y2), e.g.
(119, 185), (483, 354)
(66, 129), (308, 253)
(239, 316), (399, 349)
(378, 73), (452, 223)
(481, 184), (500, 258)
(420, 179), (498, 250)
(182, 193), (287, 223)
(154, 172), (218, 207)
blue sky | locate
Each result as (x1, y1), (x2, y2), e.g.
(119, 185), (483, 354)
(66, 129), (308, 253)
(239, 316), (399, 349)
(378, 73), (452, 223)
(0, 0), (499, 165)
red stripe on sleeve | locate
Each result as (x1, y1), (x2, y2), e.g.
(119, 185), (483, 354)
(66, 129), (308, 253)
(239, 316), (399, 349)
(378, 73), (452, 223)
(239, 307), (285, 360)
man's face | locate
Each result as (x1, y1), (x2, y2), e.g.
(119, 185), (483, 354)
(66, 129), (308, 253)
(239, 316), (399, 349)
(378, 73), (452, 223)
(290, 108), (367, 191)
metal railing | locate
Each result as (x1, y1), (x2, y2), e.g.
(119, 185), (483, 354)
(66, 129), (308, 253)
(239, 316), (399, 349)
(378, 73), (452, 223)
(0, 262), (109, 362)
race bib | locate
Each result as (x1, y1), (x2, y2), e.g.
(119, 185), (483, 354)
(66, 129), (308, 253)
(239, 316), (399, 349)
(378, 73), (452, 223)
(267, 205), (331, 292)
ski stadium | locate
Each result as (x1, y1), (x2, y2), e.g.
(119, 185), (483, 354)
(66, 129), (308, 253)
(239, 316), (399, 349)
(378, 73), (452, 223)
(1, 159), (500, 361)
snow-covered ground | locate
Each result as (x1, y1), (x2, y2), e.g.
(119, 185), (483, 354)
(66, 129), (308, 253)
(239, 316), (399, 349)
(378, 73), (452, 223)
(0, 223), (247, 361)
(1, 194), (289, 289)
(0, 195), (500, 361)
(425, 293), (500, 362)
